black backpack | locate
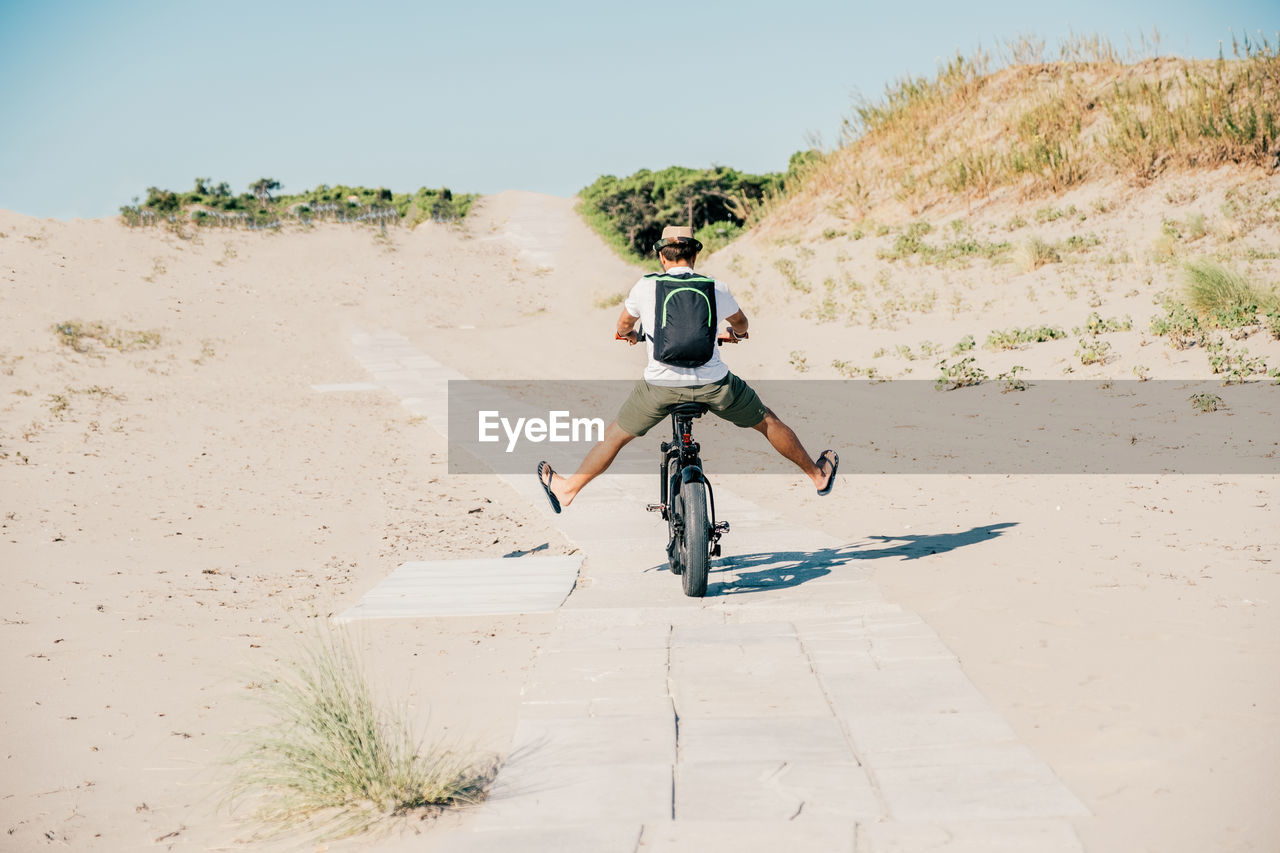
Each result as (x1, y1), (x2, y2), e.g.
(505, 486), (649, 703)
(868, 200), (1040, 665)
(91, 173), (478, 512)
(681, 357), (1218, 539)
(647, 272), (718, 368)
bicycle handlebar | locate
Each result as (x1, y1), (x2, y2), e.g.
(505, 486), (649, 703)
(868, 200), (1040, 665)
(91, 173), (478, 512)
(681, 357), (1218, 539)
(615, 325), (747, 345)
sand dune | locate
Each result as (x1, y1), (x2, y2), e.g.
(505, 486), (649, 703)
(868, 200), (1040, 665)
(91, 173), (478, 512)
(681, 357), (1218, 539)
(1, 181), (1278, 851)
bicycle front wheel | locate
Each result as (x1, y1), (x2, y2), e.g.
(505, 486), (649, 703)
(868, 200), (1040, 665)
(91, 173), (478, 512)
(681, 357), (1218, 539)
(678, 481), (710, 597)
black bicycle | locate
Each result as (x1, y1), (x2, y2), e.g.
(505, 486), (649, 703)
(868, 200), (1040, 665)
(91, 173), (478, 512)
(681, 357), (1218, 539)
(620, 325), (744, 597)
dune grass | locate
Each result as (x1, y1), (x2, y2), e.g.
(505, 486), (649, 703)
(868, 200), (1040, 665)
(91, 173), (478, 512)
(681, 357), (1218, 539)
(226, 629), (497, 840)
(1182, 258), (1279, 323)
(53, 320), (161, 354)
(772, 32), (1279, 219)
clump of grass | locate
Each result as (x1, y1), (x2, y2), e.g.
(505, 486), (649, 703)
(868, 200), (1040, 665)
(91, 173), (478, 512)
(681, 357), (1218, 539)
(1204, 338), (1269, 384)
(593, 291), (626, 309)
(54, 321), (161, 354)
(950, 334), (976, 355)
(801, 286), (841, 323)
(789, 350), (810, 372)
(1189, 392), (1225, 413)
(1264, 309), (1280, 340)
(1077, 312), (1133, 335)
(985, 325), (1067, 349)
(226, 631), (496, 840)
(1183, 212), (1208, 240)
(1018, 236), (1061, 270)
(997, 365), (1028, 392)
(1062, 233), (1102, 252)
(831, 359), (883, 380)
(878, 220), (1011, 266)
(935, 356), (987, 390)
(773, 258), (811, 293)
(1149, 300), (1205, 348)
(1182, 259), (1278, 327)
(1076, 338), (1112, 365)
(1034, 204), (1079, 223)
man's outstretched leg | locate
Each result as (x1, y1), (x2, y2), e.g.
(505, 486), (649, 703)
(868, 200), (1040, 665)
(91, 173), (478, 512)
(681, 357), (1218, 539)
(752, 410), (838, 494)
(538, 421), (636, 511)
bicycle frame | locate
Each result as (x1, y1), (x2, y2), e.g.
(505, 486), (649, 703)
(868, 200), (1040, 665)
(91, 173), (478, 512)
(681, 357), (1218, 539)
(655, 407), (727, 557)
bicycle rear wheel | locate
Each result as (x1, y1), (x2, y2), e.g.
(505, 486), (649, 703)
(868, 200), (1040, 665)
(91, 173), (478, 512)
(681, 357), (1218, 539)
(677, 481), (710, 597)
(666, 458), (683, 575)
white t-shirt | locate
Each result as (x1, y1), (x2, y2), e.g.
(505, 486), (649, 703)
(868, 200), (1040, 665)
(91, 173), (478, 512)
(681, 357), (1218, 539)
(624, 265), (741, 386)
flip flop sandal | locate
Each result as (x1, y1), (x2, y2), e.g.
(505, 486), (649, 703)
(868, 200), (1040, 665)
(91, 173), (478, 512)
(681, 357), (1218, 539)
(537, 461), (562, 514)
(816, 450), (839, 496)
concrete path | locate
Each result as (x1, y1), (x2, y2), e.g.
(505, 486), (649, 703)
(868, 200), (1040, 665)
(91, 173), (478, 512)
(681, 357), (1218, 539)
(346, 330), (1088, 852)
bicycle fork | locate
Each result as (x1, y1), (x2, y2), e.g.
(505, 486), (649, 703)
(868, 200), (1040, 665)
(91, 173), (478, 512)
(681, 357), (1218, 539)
(646, 431), (731, 556)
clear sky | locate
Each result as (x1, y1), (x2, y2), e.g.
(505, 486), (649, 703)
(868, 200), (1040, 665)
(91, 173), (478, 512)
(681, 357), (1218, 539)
(0, 0), (1274, 219)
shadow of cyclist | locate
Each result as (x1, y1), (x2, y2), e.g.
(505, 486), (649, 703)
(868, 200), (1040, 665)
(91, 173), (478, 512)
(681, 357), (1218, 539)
(696, 522), (1018, 596)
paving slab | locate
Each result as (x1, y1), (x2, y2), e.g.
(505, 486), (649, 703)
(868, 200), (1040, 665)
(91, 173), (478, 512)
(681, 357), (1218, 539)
(843, 711), (1019, 756)
(670, 674), (833, 719)
(859, 818), (1085, 853)
(310, 381), (382, 392)
(522, 673), (672, 703)
(474, 762), (672, 828)
(823, 663), (995, 717)
(676, 718), (854, 764)
(333, 555), (583, 620)
(534, 646), (671, 676)
(637, 819), (857, 852)
(873, 750), (1089, 821)
(670, 622), (797, 646)
(675, 761), (880, 820)
(437, 824), (643, 853)
(509, 715), (675, 766)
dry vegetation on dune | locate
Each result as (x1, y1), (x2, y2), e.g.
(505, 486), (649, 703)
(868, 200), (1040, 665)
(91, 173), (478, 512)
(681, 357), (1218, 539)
(226, 629), (496, 840)
(770, 33), (1279, 224)
(708, 34), (1280, 391)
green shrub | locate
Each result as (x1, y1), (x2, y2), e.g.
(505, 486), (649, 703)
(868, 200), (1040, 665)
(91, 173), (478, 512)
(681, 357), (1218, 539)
(985, 325), (1067, 349)
(119, 180), (473, 229)
(997, 365), (1028, 392)
(935, 356), (987, 389)
(832, 359), (882, 379)
(1076, 338), (1111, 365)
(577, 165), (785, 261)
(1204, 338), (1268, 383)
(1189, 392), (1225, 413)
(1149, 300), (1204, 349)
(1078, 312), (1132, 335)
(694, 220), (743, 254)
(1264, 309), (1280, 340)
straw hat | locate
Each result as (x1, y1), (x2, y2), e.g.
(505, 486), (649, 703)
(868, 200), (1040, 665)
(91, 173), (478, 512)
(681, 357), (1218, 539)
(653, 225), (703, 253)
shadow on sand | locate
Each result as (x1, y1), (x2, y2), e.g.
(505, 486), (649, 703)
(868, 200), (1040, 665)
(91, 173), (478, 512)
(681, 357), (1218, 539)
(663, 522), (1020, 596)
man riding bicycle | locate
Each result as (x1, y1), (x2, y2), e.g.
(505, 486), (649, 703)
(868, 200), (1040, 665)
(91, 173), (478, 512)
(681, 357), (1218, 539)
(538, 225), (837, 513)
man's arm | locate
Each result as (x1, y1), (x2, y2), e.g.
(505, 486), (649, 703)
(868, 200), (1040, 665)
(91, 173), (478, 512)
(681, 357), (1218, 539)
(725, 309), (748, 337)
(616, 306), (640, 344)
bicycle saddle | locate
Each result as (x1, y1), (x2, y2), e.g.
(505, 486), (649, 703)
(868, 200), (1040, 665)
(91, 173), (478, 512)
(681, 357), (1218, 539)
(671, 402), (709, 416)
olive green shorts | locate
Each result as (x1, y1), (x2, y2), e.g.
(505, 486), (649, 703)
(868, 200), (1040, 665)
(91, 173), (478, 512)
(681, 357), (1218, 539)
(616, 373), (769, 437)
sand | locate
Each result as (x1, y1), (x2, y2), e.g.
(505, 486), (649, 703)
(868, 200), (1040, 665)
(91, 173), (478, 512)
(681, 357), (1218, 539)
(1, 181), (1278, 851)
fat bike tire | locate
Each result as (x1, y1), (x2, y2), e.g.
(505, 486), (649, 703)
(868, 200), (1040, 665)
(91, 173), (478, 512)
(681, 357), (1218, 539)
(678, 481), (710, 597)
(666, 459), (684, 575)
